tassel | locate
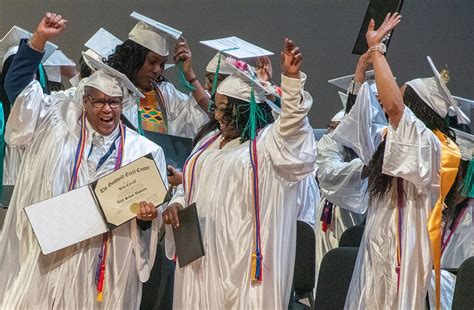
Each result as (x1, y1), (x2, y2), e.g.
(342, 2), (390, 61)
(177, 61), (196, 93)
(96, 292), (103, 302)
(136, 98), (145, 136)
(251, 252), (263, 282)
(460, 159), (474, 198)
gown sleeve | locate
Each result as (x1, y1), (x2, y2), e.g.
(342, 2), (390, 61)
(263, 72), (317, 182)
(332, 82), (387, 166)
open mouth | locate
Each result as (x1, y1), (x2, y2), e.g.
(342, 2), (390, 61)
(100, 116), (114, 126)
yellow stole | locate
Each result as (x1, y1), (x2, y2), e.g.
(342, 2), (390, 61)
(428, 129), (460, 310)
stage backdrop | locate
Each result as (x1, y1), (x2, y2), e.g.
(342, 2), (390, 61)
(1, 0), (472, 130)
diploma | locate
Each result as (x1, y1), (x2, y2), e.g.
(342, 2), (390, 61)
(91, 153), (168, 229)
(25, 153), (167, 255)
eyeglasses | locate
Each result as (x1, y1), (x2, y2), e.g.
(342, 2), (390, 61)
(86, 95), (123, 109)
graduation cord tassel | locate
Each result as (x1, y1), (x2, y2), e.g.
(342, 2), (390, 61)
(208, 47), (239, 112)
(249, 137), (263, 282)
(459, 159), (474, 198)
(69, 116), (126, 302)
(177, 61), (196, 93)
(135, 98), (145, 136)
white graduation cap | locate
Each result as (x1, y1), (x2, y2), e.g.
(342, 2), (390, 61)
(453, 96), (474, 120)
(338, 91), (348, 109)
(223, 57), (281, 99)
(200, 36), (273, 59)
(406, 56), (470, 124)
(0, 25), (58, 70)
(451, 128), (473, 161)
(328, 70), (375, 90)
(217, 70), (268, 104)
(43, 50), (76, 83)
(84, 28), (123, 59)
(206, 53), (236, 75)
(129, 11), (182, 57)
(82, 51), (144, 98)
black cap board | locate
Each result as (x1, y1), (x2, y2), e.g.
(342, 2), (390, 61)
(352, 0), (404, 55)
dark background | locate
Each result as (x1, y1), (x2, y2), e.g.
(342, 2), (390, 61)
(1, 0), (473, 129)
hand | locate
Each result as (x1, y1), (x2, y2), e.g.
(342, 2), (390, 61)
(35, 12), (67, 41)
(366, 12), (402, 48)
(30, 12), (67, 52)
(167, 165), (183, 187)
(173, 37), (195, 80)
(136, 201), (158, 221)
(280, 38), (303, 78)
(255, 56), (273, 82)
(162, 203), (183, 229)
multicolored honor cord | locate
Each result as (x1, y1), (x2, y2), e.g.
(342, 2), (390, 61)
(182, 133), (221, 203)
(249, 137), (263, 282)
(68, 114), (126, 302)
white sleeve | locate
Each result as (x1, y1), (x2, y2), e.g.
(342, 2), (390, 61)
(332, 82), (387, 166)
(5, 80), (60, 147)
(316, 134), (367, 214)
(382, 106), (441, 190)
(160, 83), (209, 138)
(263, 73), (317, 182)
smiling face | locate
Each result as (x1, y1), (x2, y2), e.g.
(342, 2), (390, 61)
(83, 87), (123, 135)
(214, 93), (240, 139)
(135, 51), (168, 90)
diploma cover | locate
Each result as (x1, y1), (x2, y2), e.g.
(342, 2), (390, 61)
(25, 153), (167, 255)
(173, 203), (205, 268)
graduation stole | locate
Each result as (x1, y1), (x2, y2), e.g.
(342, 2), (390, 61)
(69, 112), (126, 302)
(428, 129), (460, 310)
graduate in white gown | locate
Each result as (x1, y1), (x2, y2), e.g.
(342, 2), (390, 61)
(0, 13), (168, 309)
(333, 13), (467, 309)
(314, 110), (367, 284)
(107, 13), (209, 138)
(162, 38), (316, 309)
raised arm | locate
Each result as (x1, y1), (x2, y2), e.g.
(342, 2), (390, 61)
(366, 12), (403, 127)
(5, 13), (66, 103)
(346, 51), (372, 113)
(173, 38), (210, 115)
(264, 38), (316, 182)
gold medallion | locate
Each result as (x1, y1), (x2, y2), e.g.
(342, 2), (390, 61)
(130, 202), (140, 214)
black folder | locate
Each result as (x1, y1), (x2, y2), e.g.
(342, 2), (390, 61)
(173, 203), (205, 268)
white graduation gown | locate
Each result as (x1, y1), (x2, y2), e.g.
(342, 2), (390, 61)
(314, 132), (367, 288)
(2, 88), (76, 186)
(0, 79), (168, 309)
(166, 73), (316, 309)
(296, 173), (319, 228)
(122, 81), (209, 138)
(341, 102), (441, 309)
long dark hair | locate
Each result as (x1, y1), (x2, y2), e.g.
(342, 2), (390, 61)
(364, 85), (456, 201)
(193, 95), (274, 146)
(107, 39), (166, 87)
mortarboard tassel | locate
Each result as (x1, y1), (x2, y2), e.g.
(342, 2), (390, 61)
(460, 158), (474, 198)
(177, 61), (196, 93)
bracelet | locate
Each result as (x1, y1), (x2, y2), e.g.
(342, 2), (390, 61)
(187, 76), (198, 84)
(26, 39), (45, 53)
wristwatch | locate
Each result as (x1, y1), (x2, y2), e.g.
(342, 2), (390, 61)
(368, 42), (386, 55)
